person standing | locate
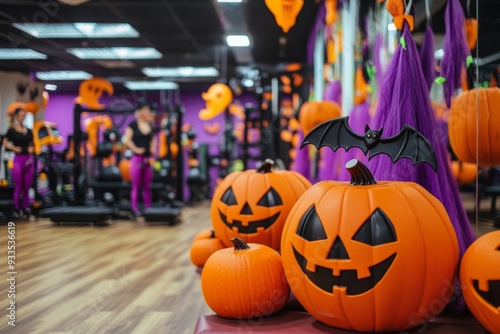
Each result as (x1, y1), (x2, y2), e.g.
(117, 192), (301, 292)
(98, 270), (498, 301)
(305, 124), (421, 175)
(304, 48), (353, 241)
(123, 102), (156, 218)
(2, 107), (34, 219)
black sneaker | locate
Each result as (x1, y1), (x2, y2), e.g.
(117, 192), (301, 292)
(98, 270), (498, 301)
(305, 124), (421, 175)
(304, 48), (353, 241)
(11, 210), (20, 220)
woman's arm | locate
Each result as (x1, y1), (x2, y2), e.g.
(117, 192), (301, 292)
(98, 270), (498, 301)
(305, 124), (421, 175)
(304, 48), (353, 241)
(2, 136), (21, 154)
(150, 131), (157, 157)
(123, 126), (145, 155)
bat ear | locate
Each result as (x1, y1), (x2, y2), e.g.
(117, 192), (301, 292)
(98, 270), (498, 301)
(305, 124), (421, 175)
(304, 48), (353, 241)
(378, 127), (384, 136)
(365, 124), (370, 133)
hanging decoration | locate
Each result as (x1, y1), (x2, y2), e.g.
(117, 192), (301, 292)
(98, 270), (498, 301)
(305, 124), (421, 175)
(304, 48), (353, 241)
(199, 83), (233, 121)
(370, 3), (475, 311)
(75, 77), (113, 110)
(440, 0), (470, 107)
(265, 0), (304, 33)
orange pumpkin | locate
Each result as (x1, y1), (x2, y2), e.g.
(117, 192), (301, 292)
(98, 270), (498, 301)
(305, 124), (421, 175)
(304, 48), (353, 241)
(451, 161), (476, 184)
(201, 238), (290, 318)
(281, 159), (459, 331)
(190, 231), (225, 267)
(298, 101), (342, 136)
(465, 18), (478, 50)
(211, 160), (311, 250)
(448, 87), (500, 166)
(75, 77), (113, 110)
(265, 0), (304, 33)
(460, 231), (500, 334)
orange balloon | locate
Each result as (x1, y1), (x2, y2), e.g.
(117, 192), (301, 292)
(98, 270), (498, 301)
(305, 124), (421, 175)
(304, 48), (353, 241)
(285, 63), (302, 72)
(199, 83), (233, 121)
(118, 159), (131, 182)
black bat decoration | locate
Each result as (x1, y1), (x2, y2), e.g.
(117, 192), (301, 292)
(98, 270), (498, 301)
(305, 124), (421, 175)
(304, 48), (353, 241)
(300, 116), (437, 171)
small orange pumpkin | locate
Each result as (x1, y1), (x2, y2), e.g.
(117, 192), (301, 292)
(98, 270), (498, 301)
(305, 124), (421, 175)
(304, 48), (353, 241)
(201, 237), (290, 319)
(451, 161), (476, 184)
(448, 87), (500, 166)
(190, 230), (225, 267)
(211, 160), (311, 250)
(460, 231), (500, 334)
(281, 159), (459, 331)
(465, 18), (478, 51)
(298, 101), (342, 136)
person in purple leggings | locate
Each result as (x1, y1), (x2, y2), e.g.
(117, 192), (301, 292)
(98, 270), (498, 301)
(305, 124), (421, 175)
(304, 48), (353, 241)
(2, 107), (34, 219)
(123, 102), (156, 218)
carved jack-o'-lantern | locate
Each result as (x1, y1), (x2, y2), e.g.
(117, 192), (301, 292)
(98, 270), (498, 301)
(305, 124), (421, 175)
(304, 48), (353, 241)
(460, 231), (500, 334)
(281, 160), (459, 331)
(211, 160), (311, 250)
(76, 77), (114, 110)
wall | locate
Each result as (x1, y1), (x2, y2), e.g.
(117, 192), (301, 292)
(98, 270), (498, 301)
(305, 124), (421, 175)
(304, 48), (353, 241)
(0, 70), (45, 132)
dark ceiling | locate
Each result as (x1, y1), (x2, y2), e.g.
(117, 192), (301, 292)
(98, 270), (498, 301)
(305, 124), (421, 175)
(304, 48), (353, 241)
(0, 0), (497, 93)
(0, 0), (319, 92)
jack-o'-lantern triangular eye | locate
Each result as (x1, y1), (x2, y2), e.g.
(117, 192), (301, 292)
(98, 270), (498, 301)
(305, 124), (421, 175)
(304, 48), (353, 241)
(296, 205), (327, 241)
(221, 187), (237, 205)
(257, 187), (283, 207)
(353, 208), (397, 246)
(497, 245), (500, 251)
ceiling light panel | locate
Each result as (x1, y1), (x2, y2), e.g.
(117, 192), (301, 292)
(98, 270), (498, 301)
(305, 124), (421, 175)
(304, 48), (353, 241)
(67, 47), (162, 59)
(142, 67), (219, 78)
(36, 70), (92, 80)
(124, 81), (179, 90)
(12, 23), (139, 38)
(226, 35), (250, 47)
(0, 49), (47, 59)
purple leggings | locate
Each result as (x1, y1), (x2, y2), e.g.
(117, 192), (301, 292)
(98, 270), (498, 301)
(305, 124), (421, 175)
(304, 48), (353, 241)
(130, 155), (153, 213)
(12, 154), (34, 210)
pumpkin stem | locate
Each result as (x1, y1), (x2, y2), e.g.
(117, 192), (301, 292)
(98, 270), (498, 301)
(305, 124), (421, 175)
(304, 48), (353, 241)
(345, 159), (377, 185)
(231, 237), (250, 250)
(257, 159), (275, 173)
(210, 230), (215, 239)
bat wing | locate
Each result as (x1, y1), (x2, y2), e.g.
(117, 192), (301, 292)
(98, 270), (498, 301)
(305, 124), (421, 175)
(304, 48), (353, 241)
(300, 116), (367, 154)
(368, 125), (437, 171)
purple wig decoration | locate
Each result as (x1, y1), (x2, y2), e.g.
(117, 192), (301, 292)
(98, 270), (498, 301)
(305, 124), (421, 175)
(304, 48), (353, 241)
(441, 0), (469, 107)
(318, 80), (344, 182)
(369, 24), (475, 312)
(419, 25), (436, 92)
(291, 129), (312, 182)
(324, 80), (342, 105)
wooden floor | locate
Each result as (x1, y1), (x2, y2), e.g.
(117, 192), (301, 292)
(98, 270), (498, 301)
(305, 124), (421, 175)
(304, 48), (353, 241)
(0, 194), (498, 334)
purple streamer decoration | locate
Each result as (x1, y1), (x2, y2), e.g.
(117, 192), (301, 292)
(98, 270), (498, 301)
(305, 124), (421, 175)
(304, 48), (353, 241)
(419, 25), (436, 92)
(369, 24), (475, 312)
(441, 0), (469, 107)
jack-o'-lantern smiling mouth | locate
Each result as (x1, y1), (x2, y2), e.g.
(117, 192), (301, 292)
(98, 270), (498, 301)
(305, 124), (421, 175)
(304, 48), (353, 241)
(472, 280), (500, 308)
(219, 210), (281, 234)
(293, 246), (396, 295)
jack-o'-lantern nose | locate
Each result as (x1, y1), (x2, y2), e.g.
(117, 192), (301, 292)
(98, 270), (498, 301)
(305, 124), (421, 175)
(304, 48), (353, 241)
(240, 202), (253, 215)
